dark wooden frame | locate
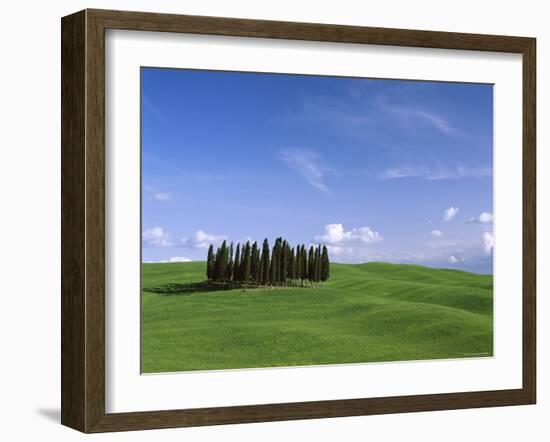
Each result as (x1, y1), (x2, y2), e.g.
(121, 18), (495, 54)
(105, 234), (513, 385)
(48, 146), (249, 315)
(61, 8), (536, 433)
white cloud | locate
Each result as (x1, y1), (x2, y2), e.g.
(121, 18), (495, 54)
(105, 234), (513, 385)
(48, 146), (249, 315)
(152, 192), (171, 201)
(379, 165), (492, 181)
(309, 227), (492, 271)
(181, 230), (227, 249)
(314, 223), (382, 245)
(325, 245), (354, 257)
(166, 256), (192, 263)
(143, 184), (172, 201)
(444, 207), (459, 221)
(313, 223), (382, 260)
(483, 232), (494, 255)
(468, 212), (494, 224)
(146, 256), (192, 263)
(478, 212), (493, 223)
(142, 227), (172, 247)
(431, 230), (443, 238)
(279, 148), (331, 193)
(414, 111), (453, 134)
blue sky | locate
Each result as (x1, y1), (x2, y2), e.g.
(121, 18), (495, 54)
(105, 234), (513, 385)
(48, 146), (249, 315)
(141, 68), (494, 273)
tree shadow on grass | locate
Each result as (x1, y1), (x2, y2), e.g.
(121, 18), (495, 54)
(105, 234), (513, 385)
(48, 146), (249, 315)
(143, 281), (236, 297)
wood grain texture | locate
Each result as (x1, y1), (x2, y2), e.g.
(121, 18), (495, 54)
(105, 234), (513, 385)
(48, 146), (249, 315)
(60, 8), (537, 433)
(89, 8), (532, 52)
(522, 38), (536, 403)
(84, 9), (107, 433)
(61, 10), (86, 432)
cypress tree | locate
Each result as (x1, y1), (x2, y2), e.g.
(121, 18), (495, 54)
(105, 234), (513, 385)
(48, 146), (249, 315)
(270, 241), (278, 287)
(293, 247), (299, 285)
(205, 238), (328, 289)
(277, 238), (283, 283)
(280, 240), (287, 286)
(250, 242), (259, 284)
(213, 246), (221, 281)
(300, 245), (308, 286)
(255, 243), (261, 285)
(278, 238), (284, 282)
(233, 243), (241, 282)
(225, 242), (234, 281)
(260, 239), (270, 286)
(241, 241), (251, 289)
(287, 244), (296, 280)
(239, 241), (247, 282)
(321, 245), (330, 284)
(288, 244), (296, 279)
(315, 245), (321, 284)
(288, 246), (295, 283)
(206, 244), (214, 280)
(308, 246), (315, 284)
(219, 240), (228, 282)
(295, 246), (301, 286)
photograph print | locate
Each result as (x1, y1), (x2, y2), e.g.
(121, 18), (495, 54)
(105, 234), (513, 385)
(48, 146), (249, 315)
(140, 67), (494, 374)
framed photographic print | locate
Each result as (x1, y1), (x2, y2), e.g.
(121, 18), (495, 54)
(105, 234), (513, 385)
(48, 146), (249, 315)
(61, 9), (536, 433)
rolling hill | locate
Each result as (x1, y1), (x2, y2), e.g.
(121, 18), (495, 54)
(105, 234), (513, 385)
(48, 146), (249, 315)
(141, 261), (493, 373)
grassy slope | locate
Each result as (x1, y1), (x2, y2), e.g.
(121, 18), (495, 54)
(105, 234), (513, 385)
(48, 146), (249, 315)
(141, 261), (493, 373)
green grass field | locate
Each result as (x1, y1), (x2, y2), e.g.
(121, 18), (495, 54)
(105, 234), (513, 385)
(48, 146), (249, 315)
(141, 261), (493, 373)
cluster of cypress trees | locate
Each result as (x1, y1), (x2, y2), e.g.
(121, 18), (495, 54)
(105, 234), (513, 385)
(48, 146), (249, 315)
(206, 238), (330, 289)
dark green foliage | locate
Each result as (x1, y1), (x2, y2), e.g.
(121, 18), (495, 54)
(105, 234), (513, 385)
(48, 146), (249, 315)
(260, 239), (270, 285)
(295, 246), (301, 283)
(250, 242), (260, 284)
(219, 241), (229, 281)
(280, 240), (287, 285)
(205, 237), (330, 288)
(270, 239), (279, 285)
(241, 242), (252, 289)
(233, 243), (241, 282)
(225, 242), (234, 281)
(308, 246), (315, 283)
(212, 246), (221, 281)
(300, 245), (308, 285)
(269, 250), (277, 286)
(315, 245), (321, 283)
(289, 247), (296, 281)
(321, 245), (330, 282)
(206, 245), (214, 280)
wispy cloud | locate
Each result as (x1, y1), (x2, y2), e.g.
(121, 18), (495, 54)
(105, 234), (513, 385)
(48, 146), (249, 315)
(307, 223), (492, 271)
(143, 152), (229, 182)
(313, 223), (382, 258)
(142, 227), (173, 247)
(152, 192), (171, 201)
(379, 97), (454, 135)
(444, 207), (459, 222)
(314, 223), (382, 245)
(165, 256), (192, 263)
(288, 95), (372, 128)
(379, 165), (492, 181)
(278, 148), (331, 193)
(142, 94), (166, 121)
(143, 184), (172, 201)
(181, 230), (227, 249)
(145, 256), (192, 263)
(431, 230), (443, 238)
(468, 212), (494, 224)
